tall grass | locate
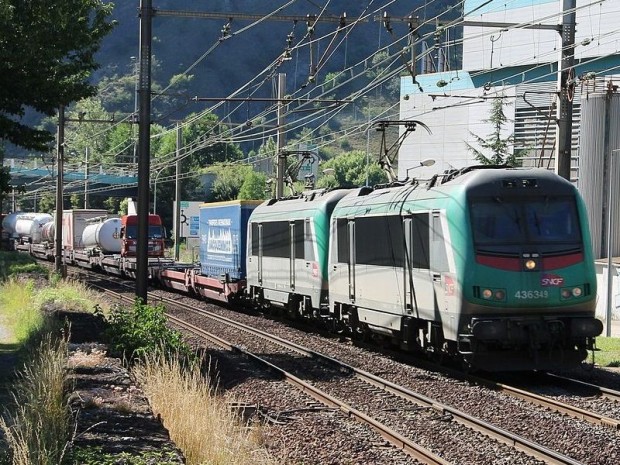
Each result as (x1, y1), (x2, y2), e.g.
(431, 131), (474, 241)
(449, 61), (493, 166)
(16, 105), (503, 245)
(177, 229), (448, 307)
(0, 333), (72, 465)
(133, 353), (274, 465)
(0, 252), (46, 281)
(0, 280), (42, 344)
(0, 277), (108, 345)
(34, 278), (110, 314)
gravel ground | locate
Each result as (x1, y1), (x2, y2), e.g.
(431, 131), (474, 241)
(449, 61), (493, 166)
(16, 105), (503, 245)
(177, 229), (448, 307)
(13, 274), (614, 465)
(206, 345), (420, 465)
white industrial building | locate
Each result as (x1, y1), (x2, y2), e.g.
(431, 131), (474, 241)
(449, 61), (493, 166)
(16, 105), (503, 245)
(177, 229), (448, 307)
(397, 0), (620, 328)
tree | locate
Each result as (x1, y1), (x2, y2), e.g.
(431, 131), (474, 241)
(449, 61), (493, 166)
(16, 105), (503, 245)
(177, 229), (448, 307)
(316, 150), (388, 189)
(466, 98), (521, 166)
(364, 51), (400, 99)
(0, 0), (115, 151)
(70, 193), (83, 209)
(0, 145), (11, 209)
(208, 164), (253, 202)
(104, 196), (121, 215)
(149, 113), (244, 227)
(238, 171), (267, 200)
(38, 193), (57, 214)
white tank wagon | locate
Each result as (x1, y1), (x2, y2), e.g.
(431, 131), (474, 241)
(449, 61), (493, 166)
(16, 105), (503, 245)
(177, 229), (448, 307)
(41, 221), (55, 244)
(82, 217), (122, 254)
(3, 213), (53, 243)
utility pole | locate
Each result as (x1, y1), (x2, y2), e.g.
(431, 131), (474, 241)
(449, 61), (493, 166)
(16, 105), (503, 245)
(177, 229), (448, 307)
(276, 73), (286, 199)
(55, 106), (65, 275)
(174, 123), (182, 261)
(136, 0), (153, 303)
(84, 147), (89, 208)
(555, 0), (577, 180)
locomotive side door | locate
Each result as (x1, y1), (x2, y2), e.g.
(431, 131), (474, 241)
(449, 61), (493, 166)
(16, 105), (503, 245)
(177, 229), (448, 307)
(403, 213), (436, 320)
(246, 222), (262, 285)
(289, 222), (295, 291)
(257, 223), (263, 285)
(347, 219), (356, 302)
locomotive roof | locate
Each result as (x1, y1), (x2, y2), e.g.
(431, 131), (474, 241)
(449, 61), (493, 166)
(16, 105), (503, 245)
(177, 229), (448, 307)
(437, 166), (575, 192)
(250, 188), (356, 220)
(332, 167), (577, 217)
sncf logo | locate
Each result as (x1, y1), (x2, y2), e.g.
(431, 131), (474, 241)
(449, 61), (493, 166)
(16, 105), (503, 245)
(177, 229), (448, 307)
(541, 274), (564, 287)
(312, 262), (319, 278)
(444, 276), (455, 296)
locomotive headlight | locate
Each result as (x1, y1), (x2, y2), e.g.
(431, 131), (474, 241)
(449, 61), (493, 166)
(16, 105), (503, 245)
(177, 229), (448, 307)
(494, 289), (506, 301)
(561, 288), (573, 299)
(561, 286), (584, 300)
(482, 289), (493, 299)
(524, 259), (537, 270)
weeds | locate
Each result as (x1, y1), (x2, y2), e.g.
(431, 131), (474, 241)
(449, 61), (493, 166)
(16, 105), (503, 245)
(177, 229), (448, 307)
(35, 279), (108, 314)
(68, 447), (181, 465)
(0, 279), (42, 344)
(0, 252), (46, 280)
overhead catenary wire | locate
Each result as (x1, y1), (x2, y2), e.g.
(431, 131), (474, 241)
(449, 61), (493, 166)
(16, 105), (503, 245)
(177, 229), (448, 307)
(16, 0), (620, 200)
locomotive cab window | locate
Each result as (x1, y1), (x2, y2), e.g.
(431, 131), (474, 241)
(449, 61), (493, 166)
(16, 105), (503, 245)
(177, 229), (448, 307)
(470, 196), (581, 245)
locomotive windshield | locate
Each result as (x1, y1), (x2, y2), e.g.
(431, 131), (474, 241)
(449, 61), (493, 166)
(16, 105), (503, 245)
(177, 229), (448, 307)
(470, 196), (581, 245)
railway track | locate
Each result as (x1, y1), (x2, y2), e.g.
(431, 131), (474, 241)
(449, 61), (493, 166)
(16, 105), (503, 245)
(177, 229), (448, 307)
(90, 281), (445, 464)
(469, 372), (620, 430)
(89, 279), (606, 464)
(36, 263), (620, 464)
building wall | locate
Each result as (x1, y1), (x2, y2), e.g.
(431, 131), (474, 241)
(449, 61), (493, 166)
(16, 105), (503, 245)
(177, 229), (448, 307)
(398, 72), (516, 179)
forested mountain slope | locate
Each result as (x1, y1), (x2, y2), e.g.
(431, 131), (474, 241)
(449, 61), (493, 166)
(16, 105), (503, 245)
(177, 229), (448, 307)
(97, 0), (458, 119)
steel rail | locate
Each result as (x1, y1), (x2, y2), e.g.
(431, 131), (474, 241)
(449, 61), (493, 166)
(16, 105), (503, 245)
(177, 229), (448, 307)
(165, 313), (450, 465)
(467, 372), (620, 430)
(545, 372), (620, 404)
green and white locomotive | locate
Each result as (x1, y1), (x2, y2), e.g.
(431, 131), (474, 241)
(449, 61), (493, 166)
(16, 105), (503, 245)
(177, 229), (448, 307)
(247, 167), (603, 371)
(246, 189), (352, 317)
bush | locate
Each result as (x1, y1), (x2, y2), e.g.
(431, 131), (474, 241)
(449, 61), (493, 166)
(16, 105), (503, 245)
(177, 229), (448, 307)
(105, 299), (192, 362)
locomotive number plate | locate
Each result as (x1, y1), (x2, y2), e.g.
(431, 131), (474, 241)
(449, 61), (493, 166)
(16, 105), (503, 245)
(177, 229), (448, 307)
(514, 290), (549, 299)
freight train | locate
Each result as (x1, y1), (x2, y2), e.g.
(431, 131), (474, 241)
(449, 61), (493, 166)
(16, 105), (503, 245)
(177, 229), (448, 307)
(2, 209), (170, 278)
(3, 166), (603, 371)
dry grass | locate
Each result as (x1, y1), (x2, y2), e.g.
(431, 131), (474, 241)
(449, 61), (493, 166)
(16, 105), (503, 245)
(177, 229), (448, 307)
(67, 346), (108, 369)
(0, 333), (72, 465)
(133, 353), (275, 465)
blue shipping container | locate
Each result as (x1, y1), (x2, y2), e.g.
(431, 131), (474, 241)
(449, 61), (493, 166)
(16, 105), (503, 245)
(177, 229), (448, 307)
(199, 200), (261, 280)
